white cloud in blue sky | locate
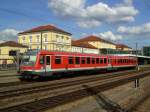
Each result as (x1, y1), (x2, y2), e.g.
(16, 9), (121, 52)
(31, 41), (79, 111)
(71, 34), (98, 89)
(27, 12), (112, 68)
(0, 29), (19, 41)
(0, 0), (149, 48)
(48, 0), (138, 28)
(99, 31), (123, 41)
(118, 22), (150, 35)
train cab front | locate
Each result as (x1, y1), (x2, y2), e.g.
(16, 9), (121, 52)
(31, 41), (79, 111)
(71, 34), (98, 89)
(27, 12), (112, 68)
(18, 50), (40, 80)
(18, 50), (52, 80)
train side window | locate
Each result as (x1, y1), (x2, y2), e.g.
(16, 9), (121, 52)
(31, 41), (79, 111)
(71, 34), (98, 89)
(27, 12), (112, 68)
(40, 56), (45, 64)
(46, 56), (50, 65)
(92, 58), (95, 64)
(114, 59), (116, 64)
(108, 59), (111, 63)
(69, 57), (73, 64)
(96, 58), (99, 64)
(100, 58), (103, 64)
(75, 57), (80, 64)
(87, 57), (90, 64)
(81, 57), (85, 64)
(104, 58), (107, 64)
(55, 56), (61, 64)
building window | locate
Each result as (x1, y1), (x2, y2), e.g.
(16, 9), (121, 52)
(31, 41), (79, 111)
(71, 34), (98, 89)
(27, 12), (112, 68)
(22, 36), (25, 43)
(55, 56), (61, 64)
(62, 36), (64, 42)
(37, 35), (40, 42)
(37, 46), (40, 49)
(56, 35), (59, 42)
(29, 36), (32, 43)
(44, 34), (48, 42)
(44, 45), (47, 50)
(29, 46), (31, 49)
(66, 37), (70, 43)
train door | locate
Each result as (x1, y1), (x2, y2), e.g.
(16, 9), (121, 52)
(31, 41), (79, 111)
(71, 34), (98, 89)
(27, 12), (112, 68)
(107, 58), (112, 70)
(45, 55), (51, 75)
(40, 55), (51, 76)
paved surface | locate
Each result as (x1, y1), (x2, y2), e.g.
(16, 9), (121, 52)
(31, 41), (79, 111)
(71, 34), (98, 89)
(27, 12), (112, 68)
(133, 96), (150, 112)
(0, 70), (19, 83)
(44, 75), (150, 112)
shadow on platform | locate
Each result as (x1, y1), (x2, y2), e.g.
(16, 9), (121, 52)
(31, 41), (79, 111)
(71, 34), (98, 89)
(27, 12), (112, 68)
(83, 85), (128, 112)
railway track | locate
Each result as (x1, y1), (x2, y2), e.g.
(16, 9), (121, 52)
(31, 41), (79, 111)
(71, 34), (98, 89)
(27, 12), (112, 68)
(0, 69), (143, 97)
(0, 69), (150, 112)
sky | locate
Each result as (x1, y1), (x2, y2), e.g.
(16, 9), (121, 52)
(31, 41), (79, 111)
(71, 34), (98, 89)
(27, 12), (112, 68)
(0, 0), (150, 49)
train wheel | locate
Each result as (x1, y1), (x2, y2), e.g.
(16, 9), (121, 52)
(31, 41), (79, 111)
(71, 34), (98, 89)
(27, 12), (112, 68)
(19, 77), (25, 81)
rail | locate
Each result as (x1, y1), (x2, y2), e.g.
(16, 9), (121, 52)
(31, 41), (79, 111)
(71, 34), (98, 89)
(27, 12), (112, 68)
(0, 70), (150, 112)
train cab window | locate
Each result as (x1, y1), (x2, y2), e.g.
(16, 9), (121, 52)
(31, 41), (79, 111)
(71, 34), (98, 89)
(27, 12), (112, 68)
(104, 58), (107, 64)
(96, 58), (99, 64)
(55, 56), (61, 64)
(92, 58), (95, 64)
(81, 57), (86, 64)
(75, 57), (80, 64)
(69, 57), (74, 64)
(87, 57), (90, 64)
(46, 56), (50, 65)
(100, 58), (103, 64)
(40, 56), (45, 64)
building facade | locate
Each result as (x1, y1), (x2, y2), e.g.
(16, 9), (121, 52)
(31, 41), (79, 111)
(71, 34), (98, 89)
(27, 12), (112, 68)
(0, 41), (28, 64)
(76, 35), (116, 50)
(18, 25), (72, 52)
(71, 40), (99, 54)
(116, 44), (132, 51)
(143, 46), (150, 56)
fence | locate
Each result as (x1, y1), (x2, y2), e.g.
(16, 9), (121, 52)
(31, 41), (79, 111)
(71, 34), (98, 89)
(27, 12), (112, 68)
(0, 59), (17, 70)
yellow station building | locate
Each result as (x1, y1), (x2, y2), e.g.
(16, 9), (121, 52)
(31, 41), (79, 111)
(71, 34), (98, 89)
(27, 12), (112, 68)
(116, 44), (132, 51)
(0, 41), (28, 64)
(75, 35), (116, 50)
(71, 40), (99, 54)
(18, 25), (72, 52)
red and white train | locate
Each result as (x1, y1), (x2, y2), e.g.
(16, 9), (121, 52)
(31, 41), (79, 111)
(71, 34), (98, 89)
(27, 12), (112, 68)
(18, 50), (137, 80)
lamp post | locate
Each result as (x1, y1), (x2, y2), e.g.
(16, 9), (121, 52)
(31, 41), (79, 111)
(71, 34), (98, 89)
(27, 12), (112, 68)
(40, 32), (43, 50)
(135, 42), (139, 88)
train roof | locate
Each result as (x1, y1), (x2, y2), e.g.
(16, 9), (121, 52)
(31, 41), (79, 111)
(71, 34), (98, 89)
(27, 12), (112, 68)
(38, 50), (134, 58)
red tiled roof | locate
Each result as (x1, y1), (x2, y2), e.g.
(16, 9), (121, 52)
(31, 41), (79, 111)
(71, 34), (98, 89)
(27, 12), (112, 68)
(76, 35), (115, 45)
(72, 40), (97, 49)
(0, 41), (28, 48)
(116, 44), (132, 49)
(18, 25), (72, 35)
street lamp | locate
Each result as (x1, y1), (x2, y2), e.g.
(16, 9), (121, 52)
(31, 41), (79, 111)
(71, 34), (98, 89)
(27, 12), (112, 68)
(40, 32), (43, 50)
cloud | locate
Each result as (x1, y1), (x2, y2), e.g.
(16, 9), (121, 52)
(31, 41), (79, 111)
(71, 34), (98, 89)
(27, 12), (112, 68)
(0, 29), (19, 41)
(77, 20), (101, 28)
(94, 31), (123, 41)
(48, 0), (138, 28)
(117, 22), (150, 35)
